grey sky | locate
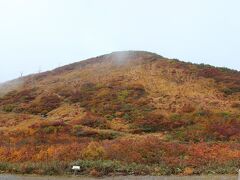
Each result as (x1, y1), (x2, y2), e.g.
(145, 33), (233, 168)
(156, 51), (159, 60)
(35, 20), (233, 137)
(0, 0), (239, 83)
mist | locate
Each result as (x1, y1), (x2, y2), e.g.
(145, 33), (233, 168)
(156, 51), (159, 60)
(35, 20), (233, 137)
(0, 0), (240, 83)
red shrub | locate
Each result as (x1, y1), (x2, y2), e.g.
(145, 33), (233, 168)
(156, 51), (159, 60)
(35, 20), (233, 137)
(206, 119), (240, 141)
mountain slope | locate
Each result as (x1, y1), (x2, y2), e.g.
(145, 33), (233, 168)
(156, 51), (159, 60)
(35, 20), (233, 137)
(0, 51), (239, 176)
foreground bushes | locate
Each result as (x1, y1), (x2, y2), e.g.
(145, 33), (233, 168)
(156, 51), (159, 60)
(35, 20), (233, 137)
(0, 136), (239, 176)
(0, 159), (239, 176)
(0, 161), (69, 175)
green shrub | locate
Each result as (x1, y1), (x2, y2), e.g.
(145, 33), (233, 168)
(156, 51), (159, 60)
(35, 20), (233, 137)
(222, 87), (240, 95)
(2, 104), (16, 112)
(43, 126), (56, 134)
(117, 90), (130, 101)
(170, 114), (182, 121)
(97, 131), (120, 140)
(71, 125), (97, 137)
(218, 112), (231, 119)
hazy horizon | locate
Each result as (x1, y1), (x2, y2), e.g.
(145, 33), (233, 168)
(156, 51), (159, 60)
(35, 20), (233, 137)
(1, 49), (240, 84)
(0, 0), (240, 83)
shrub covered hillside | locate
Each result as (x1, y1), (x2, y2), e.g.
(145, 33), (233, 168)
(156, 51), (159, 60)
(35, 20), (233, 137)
(0, 51), (239, 176)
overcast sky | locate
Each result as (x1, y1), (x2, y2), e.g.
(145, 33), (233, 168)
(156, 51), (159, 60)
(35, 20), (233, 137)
(0, 0), (239, 83)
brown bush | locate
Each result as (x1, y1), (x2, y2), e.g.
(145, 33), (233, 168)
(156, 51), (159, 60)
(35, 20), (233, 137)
(231, 102), (240, 109)
(28, 94), (61, 115)
(71, 113), (108, 129)
(206, 119), (240, 141)
(181, 103), (195, 113)
(135, 114), (186, 132)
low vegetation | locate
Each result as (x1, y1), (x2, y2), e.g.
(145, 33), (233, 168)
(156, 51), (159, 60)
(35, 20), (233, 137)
(0, 51), (239, 176)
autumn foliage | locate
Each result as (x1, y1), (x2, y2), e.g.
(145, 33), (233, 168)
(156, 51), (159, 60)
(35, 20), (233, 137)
(0, 51), (239, 176)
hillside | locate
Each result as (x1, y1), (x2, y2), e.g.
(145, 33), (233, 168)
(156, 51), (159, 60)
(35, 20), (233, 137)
(0, 51), (239, 176)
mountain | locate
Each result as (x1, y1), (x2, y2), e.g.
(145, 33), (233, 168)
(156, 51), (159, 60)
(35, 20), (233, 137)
(0, 51), (239, 176)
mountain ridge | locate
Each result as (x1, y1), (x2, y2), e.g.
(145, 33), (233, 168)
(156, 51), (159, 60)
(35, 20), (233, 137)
(0, 50), (239, 96)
